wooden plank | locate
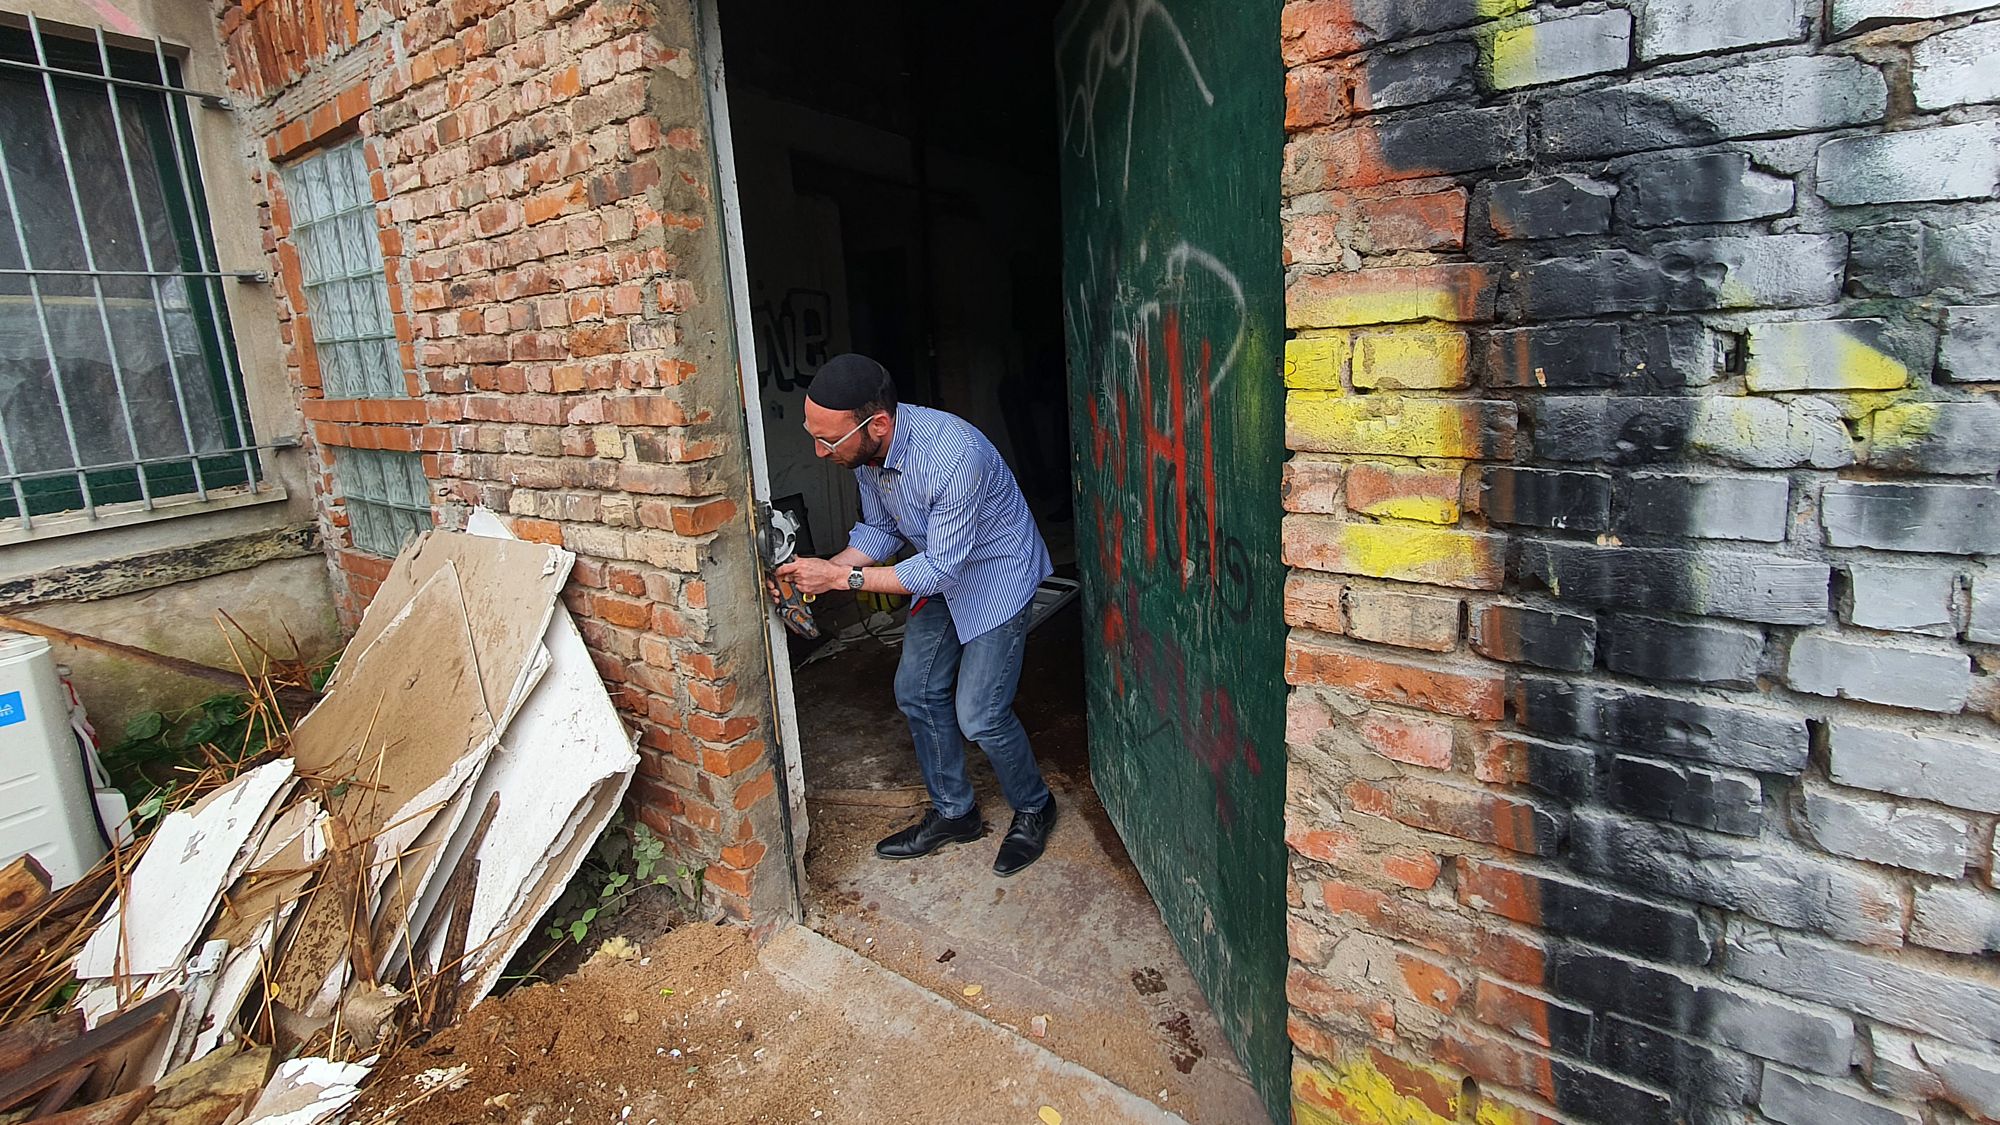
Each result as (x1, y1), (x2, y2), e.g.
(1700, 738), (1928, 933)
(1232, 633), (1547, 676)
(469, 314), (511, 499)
(1057, 1), (1289, 1118)
(0, 992), (177, 1112)
(0, 1011), (84, 1075)
(0, 854), (51, 931)
(30, 1063), (93, 1118)
(28, 1088), (152, 1125)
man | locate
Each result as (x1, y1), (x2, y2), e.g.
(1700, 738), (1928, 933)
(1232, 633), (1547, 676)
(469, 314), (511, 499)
(774, 353), (1058, 876)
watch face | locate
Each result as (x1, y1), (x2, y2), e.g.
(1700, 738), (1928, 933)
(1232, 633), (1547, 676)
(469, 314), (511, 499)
(848, 568), (864, 589)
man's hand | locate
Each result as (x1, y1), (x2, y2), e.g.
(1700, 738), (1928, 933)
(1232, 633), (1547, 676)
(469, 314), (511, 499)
(774, 557), (849, 596)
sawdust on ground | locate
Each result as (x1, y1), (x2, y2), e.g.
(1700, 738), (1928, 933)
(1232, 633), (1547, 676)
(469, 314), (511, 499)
(355, 920), (1119, 1125)
(355, 922), (828, 1124)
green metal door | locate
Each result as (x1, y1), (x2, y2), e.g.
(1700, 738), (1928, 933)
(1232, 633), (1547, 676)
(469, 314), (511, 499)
(1055, 2), (1287, 1118)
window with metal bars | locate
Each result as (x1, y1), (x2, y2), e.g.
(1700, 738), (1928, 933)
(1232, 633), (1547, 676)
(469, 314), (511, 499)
(283, 140), (405, 399)
(0, 17), (266, 527)
(333, 447), (431, 557)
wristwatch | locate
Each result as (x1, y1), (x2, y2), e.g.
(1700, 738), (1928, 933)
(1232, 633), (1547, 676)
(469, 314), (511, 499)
(846, 567), (865, 590)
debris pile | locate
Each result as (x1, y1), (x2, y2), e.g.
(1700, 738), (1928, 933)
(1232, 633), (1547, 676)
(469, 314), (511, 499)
(0, 513), (640, 1123)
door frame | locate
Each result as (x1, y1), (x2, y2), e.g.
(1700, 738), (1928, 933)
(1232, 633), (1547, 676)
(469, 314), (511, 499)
(697, 0), (813, 906)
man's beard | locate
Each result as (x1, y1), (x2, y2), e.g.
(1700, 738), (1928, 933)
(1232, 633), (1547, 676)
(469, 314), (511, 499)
(844, 429), (885, 468)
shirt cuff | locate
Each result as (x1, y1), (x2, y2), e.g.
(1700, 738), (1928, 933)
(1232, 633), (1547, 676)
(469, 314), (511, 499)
(846, 524), (902, 564)
(893, 556), (946, 597)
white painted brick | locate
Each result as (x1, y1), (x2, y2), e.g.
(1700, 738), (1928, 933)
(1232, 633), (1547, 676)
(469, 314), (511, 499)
(1847, 564), (1955, 635)
(1914, 19), (2000, 108)
(1802, 780), (1972, 876)
(1910, 883), (2000, 952)
(1727, 920), (2000, 1050)
(1763, 1066), (1922, 1125)
(1829, 723), (2000, 813)
(1940, 305), (2000, 383)
(1786, 633), (1971, 712)
(1488, 10), (1632, 91)
(1816, 121), (2000, 206)
(1971, 573), (2000, 643)
(1832, 0), (2000, 35)
(1636, 0), (1807, 60)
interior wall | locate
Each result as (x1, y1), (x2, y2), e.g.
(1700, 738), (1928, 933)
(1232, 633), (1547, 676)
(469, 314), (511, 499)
(719, 0), (1068, 561)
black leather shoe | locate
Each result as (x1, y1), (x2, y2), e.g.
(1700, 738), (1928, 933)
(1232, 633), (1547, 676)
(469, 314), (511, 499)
(993, 797), (1057, 877)
(876, 808), (986, 859)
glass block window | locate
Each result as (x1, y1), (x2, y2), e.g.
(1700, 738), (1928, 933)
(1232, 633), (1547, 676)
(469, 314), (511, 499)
(284, 140), (402, 398)
(334, 447), (430, 557)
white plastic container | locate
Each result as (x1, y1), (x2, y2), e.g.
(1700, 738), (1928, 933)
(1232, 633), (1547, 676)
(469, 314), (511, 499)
(0, 631), (106, 888)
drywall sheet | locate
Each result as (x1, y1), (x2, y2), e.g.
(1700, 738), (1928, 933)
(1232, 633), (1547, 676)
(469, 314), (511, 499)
(76, 759), (294, 979)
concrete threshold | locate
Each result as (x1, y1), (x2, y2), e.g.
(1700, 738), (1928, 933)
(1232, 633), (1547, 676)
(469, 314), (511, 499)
(760, 923), (1189, 1124)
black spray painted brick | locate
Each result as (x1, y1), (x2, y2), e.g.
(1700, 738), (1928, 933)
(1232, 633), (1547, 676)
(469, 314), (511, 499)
(1512, 674), (1807, 773)
(1605, 754), (1764, 838)
(1600, 614), (1764, 688)
(1483, 467), (1613, 530)
(1532, 398), (1695, 465)
(1509, 539), (1830, 624)
(1472, 603), (1598, 671)
(1539, 939), (1854, 1075)
(1490, 174), (1616, 239)
(1483, 320), (1711, 390)
(1364, 39), (1478, 110)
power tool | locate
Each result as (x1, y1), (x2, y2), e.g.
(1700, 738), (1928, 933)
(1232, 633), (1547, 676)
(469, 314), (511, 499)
(758, 505), (819, 639)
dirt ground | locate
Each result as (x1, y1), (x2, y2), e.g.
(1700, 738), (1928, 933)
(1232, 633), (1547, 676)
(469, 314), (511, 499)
(356, 921), (1183, 1125)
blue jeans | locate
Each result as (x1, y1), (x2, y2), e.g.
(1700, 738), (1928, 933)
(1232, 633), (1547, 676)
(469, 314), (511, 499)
(895, 596), (1052, 820)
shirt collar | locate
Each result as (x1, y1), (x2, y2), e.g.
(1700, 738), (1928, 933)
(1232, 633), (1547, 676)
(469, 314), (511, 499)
(881, 405), (911, 473)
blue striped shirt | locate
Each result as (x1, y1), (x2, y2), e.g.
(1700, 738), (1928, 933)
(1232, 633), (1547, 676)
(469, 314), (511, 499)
(847, 404), (1052, 643)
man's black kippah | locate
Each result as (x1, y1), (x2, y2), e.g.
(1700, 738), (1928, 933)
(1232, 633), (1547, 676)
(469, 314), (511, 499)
(807, 354), (892, 411)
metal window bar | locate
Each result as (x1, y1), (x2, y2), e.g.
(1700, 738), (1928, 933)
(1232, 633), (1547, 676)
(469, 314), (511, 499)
(286, 140), (403, 399)
(334, 447), (431, 557)
(0, 16), (273, 528)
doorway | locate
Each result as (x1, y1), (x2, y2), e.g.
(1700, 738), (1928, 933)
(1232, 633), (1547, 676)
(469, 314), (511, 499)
(705, 2), (1286, 1121)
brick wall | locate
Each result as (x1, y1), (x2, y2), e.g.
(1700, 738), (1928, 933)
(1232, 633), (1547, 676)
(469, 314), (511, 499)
(212, 0), (793, 924)
(1279, 1), (2000, 1121)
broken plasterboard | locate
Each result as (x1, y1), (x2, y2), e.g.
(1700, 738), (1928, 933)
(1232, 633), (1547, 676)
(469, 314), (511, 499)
(241, 1056), (371, 1125)
(390, 510), (638, 998)
(279, 562), (498, 1016)
(75, 760), (295, 980)
(336, 529), (574, 729)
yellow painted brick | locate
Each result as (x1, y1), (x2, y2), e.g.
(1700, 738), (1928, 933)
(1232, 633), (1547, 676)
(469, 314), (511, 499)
(1287, 333), (1351, 390)
(1354, 327), (1472, 391)
(1293, 1053), (1462, 1125)
(1288, 391), (1516, 459)
(1283, 515), (1503, 589)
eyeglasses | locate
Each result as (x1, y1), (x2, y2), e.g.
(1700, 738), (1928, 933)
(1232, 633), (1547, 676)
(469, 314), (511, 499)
(810, 412), (883, 454)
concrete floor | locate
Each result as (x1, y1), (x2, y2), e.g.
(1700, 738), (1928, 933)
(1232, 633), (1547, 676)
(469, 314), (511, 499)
(789, 601), (1268, 1125)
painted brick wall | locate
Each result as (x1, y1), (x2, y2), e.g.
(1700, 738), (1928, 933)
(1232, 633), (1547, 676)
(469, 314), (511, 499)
(212, 0), (792, 925)
(1279, 1), (2000, 1121)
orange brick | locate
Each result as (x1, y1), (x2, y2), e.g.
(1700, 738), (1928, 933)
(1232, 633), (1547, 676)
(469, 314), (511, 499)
(1358, 712), (1455, 770)
(702, 740), (766, 778)
(1283, 574), (1347, 635)
(671, 498), (737, 536)
(1285, 638), (1504, 720)
(1281, 458), (1343, 514)
(731, 767), (776, 811)
(1344, 462), (1464, 524)
(704, 863), (750, 899)
(1396, 949), (1465, 1013)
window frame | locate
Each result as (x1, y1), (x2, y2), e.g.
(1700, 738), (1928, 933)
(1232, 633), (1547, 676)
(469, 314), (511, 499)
(0, 15), (273, 533)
